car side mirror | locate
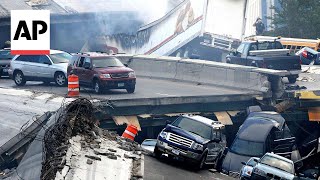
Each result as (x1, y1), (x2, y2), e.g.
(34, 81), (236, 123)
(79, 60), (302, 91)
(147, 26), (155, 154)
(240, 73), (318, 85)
(84, 62), (91, 69)
(124, 63), (128, 67)
(253, 158), (259, 162)
(165, 120), (171, 125)
(241, 161), (246, 165)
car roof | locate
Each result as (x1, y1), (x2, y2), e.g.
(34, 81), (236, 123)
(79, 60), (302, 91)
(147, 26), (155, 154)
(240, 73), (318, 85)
(237, 117), (276, 142)
(264, 153), (293, 163)
(73, 52), (111, 58)
(248, 111), (285, 129)
(183, 115), (224, 128)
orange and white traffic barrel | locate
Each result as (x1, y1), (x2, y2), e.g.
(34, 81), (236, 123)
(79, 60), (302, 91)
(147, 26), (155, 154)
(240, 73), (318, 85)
(122, 125), (138, 141)
(67, 74), (79, 97)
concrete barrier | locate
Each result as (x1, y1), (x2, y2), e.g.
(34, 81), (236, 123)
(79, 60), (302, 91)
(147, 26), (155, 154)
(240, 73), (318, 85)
(116, 55), (289, 98)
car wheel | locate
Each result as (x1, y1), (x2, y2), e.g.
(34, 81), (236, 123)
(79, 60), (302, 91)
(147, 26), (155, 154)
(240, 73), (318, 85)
(55, 72), (67, 87)
(154, 145), (162, 159)
(14, 71), (26, 86)
(197, 152), (207, 170)
(93, 80), (102, 94)
(288, 76), (297, 84)
(126, 86), (135, 94)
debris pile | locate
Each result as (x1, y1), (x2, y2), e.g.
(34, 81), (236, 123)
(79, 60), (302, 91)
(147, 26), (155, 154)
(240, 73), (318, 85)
(40, 98), (143, 180)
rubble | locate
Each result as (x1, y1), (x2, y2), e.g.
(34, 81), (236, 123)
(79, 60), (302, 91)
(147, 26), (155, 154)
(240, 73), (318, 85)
(37, 98), (144, 180)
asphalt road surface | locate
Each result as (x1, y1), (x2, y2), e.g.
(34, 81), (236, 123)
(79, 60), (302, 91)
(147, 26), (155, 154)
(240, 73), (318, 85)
(0, 77), (255, 100)
(144, 155), (234, 180)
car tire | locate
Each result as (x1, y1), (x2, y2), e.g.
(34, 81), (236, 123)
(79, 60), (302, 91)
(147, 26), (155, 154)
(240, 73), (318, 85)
(288, 76), (297, 84)
(126, 86), (135, 94)
(55, 72), (67, 87)
(197, 152), (207, 170)
(154, 145), (162, 159)
(13, 71), (26, 86)
(93, 80), (103, 94)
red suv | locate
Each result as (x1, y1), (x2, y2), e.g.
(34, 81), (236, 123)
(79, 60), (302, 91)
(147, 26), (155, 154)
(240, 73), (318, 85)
(68, 52), (136, 93)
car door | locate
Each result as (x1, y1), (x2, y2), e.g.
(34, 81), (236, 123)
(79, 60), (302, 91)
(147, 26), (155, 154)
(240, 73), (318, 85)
(37, 55), (53, 79)
(231, 43), (246, 65)
(22, 55), (40, 78)
(207, 129), (224, 163)
(74, 57), (86, 85)
(82, 57), (94, 85)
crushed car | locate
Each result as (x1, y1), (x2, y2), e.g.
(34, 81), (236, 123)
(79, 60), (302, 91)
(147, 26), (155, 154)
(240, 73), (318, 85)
(154, 115), (226, 169)
(221, 110), (296, 177)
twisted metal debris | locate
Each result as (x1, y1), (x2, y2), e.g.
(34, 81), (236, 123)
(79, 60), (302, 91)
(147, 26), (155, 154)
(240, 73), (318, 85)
(40, 98), (96, 180)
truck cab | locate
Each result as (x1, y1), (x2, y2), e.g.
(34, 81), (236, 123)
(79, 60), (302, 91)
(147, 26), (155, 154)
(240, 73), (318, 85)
(155, 115), (226, 169)
(226, 41), (301, 83)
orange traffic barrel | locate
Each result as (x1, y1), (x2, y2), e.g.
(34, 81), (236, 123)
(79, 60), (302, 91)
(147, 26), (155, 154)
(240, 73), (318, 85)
(122, 125), (138, 141)
(67, 74), (79, 97)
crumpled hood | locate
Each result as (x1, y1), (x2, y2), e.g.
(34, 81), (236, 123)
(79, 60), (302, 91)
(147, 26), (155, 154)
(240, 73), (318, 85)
(94, 67), (133, 74)
(164, 124), (209, 144)
(254, 163), (294, 180)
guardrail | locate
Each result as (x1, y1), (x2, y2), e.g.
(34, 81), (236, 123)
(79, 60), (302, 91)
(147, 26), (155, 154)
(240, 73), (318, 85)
(116, 54), (291, 98)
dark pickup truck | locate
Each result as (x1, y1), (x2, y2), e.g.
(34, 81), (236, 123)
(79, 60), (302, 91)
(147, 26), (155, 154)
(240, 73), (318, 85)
(226, 41), (301, 83)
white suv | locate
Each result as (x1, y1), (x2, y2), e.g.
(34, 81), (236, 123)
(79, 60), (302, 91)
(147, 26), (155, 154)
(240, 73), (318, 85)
(9, 50), (72, 86)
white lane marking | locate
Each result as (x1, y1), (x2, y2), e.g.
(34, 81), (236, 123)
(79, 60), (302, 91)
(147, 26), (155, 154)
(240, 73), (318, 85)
(156, 93), (176, 96)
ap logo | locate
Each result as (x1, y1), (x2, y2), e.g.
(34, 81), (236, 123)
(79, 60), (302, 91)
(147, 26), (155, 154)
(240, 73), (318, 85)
(11, 10), (50, 55)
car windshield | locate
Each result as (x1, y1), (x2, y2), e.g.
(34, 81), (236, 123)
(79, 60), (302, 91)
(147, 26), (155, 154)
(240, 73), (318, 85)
(247, 158), (258, 167)
(49, 53), (72, 64)
(0, 50), (14, 59)
(172, 117), (212, 139)
(92, 57), (124, 68)
(231, 138), (264, 157)
(260, 155), (294, 174)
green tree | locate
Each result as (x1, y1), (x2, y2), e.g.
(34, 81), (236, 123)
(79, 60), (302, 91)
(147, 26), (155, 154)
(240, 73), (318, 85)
(268, 0), (320, 39)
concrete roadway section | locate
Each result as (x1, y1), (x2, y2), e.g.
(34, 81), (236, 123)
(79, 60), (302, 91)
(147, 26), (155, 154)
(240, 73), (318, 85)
(0, 86), (70, 147)
(0, 77), (257, 100)
(144, 155), (234, 180)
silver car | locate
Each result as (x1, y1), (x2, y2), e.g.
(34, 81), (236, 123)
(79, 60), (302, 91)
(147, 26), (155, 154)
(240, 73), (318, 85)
(239, 157), (259, 180)
(8, 50), (72, 86)
(251, 153), (295, 180)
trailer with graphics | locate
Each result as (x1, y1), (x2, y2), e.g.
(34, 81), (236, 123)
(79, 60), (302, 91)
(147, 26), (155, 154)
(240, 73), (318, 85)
(83, 0), (257, 61)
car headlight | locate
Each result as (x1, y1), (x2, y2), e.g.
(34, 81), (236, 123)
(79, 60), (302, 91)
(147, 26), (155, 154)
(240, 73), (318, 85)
(128, 72), (135, 78)
(159, 131), (167, 139)
(192, 142), (203, 151)
(100, 74), (111, 79)
(253, 168), (266, 176)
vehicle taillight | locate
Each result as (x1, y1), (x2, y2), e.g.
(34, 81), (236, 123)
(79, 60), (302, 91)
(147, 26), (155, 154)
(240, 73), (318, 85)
(302, 50), (308, 58)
